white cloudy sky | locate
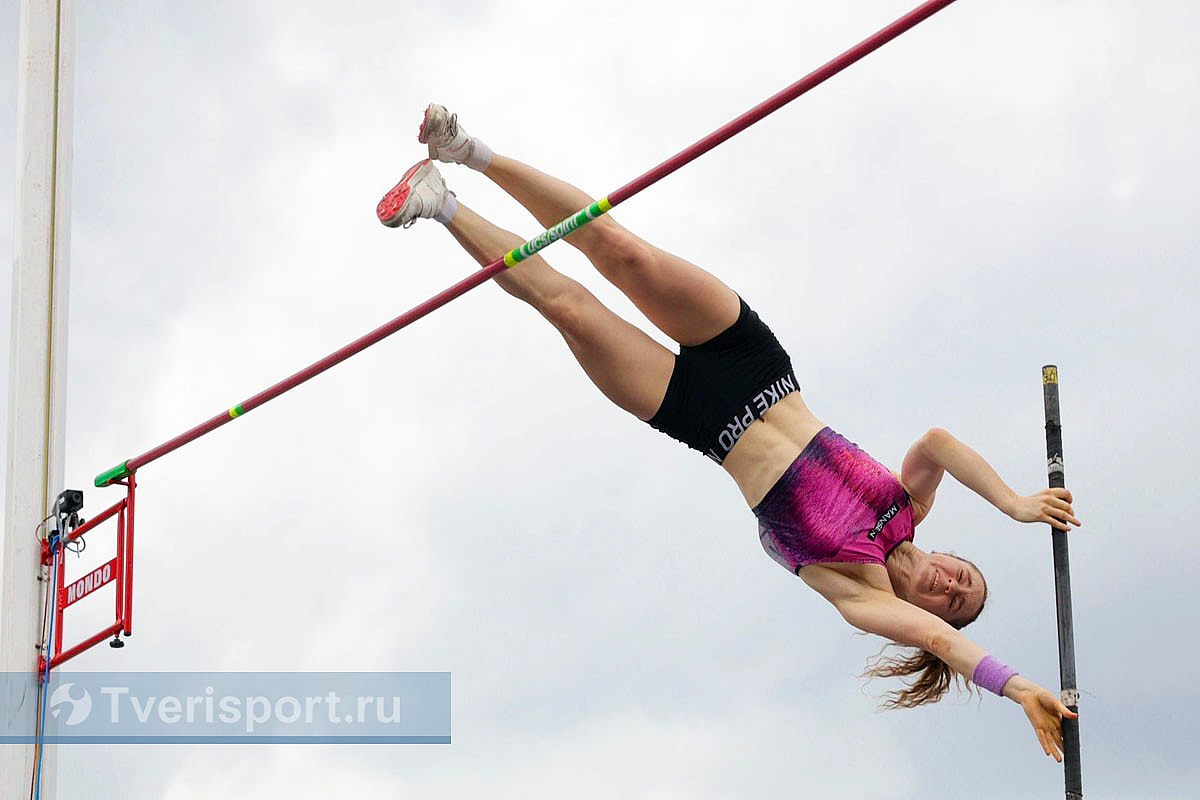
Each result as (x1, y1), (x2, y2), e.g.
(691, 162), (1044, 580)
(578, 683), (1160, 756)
(2, 0), (1199, 797)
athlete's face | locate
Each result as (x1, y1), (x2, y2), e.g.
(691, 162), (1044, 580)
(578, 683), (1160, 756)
(908, 552), (987, 627)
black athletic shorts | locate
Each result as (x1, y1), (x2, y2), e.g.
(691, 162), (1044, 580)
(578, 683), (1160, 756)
(646, 298), (798, 464)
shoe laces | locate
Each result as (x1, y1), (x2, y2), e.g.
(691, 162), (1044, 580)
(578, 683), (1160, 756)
(401, 184), (449, 229)
(427, 109), (459, 143)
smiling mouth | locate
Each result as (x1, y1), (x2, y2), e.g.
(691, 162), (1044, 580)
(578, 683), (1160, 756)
(929, 567), (938, 594)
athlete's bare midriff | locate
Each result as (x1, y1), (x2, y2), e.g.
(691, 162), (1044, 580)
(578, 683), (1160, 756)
(723, 392), (826, 506)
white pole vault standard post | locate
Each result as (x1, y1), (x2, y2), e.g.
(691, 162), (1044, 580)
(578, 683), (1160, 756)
(3, 1), (74, 797)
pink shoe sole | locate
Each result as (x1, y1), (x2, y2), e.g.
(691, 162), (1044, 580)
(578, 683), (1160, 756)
(376, 159), (433, 227)
(417, 103), (434, 143)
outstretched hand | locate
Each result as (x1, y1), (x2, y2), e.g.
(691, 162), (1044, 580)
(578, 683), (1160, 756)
(1009, 487), (1081, 531)
(1019, 686), (1078, 762)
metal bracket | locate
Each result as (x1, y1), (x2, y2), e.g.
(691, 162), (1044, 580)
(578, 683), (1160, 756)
(37, 477), (137, 675)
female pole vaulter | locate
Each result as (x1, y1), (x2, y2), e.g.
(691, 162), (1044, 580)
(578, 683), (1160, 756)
(376, 104), (1081, 761)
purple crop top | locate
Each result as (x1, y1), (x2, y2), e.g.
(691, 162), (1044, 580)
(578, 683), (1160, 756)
(753, 427), (914, 573)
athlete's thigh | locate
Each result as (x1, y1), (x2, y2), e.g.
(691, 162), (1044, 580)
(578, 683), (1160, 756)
(582, 220), (742, 347)
(555, 294), (675, 421)
(641, 242), (741, 345)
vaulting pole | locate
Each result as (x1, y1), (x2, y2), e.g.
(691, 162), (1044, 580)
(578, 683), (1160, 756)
(1042, 365), (1083, 798)
(95, 0), (961, 487)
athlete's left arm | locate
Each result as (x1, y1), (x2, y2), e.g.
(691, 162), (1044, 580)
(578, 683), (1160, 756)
(898, 428), (1081, 530)
(807, 572), (1077, 762)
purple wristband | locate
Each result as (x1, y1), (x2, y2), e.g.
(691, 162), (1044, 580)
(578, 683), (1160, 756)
(972, 655), (1018, 696)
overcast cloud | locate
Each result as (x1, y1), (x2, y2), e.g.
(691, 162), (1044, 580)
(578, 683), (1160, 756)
(3, 1), (1199, 798)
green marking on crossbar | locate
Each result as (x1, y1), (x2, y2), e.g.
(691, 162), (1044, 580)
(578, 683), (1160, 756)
(94, 461), (130, 488)
(503, 197), (613, 267)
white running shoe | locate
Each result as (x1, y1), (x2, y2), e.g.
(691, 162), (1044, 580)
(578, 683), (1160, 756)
(376, 159), (451, 228)
(418, 103), (491, 170)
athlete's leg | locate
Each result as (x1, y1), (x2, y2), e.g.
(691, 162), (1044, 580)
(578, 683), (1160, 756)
(419, 105), (740, 346)
(487, 155), (739, 347)
(445, 203), (674, 420)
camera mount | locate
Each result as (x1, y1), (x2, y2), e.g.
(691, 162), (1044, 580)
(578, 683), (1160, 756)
(39, 476), (136, 674)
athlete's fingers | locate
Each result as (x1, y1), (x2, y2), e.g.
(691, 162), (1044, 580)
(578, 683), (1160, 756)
(1037, 729), (1054, 759)
(1054, 501), (1081, 525)
(1044, 514), (1070, 531)
(1055, 515), (1080, 528)
(1044, 510), (1080, 530)
(1047, 496), (1076, 515)
(1046, 727), (1063, 762)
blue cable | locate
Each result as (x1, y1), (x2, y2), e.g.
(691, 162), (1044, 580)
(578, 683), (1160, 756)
(32, 539), (58, 800)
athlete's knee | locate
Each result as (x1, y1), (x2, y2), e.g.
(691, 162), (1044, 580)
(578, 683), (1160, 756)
(587, 222), (656, 273)
(540, 282), (597, 339)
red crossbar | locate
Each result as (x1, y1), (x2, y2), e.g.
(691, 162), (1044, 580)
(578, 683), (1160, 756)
(100, 0), (960, 484)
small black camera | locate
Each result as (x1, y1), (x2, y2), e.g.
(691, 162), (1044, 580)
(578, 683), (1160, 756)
(54, 489), (83, 516)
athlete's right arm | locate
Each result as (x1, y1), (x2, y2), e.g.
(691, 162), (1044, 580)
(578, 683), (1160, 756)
(903, 428), (1081, 531)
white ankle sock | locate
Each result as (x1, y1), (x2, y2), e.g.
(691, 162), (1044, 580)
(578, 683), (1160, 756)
(435, 192), (458, 225)
(465, 139), (493, 172)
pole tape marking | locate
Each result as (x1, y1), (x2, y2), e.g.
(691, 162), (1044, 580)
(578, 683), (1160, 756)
(228, 405), (244, 419)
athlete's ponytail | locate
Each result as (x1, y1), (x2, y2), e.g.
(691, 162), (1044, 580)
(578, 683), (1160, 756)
(864, 647), (962, 709)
